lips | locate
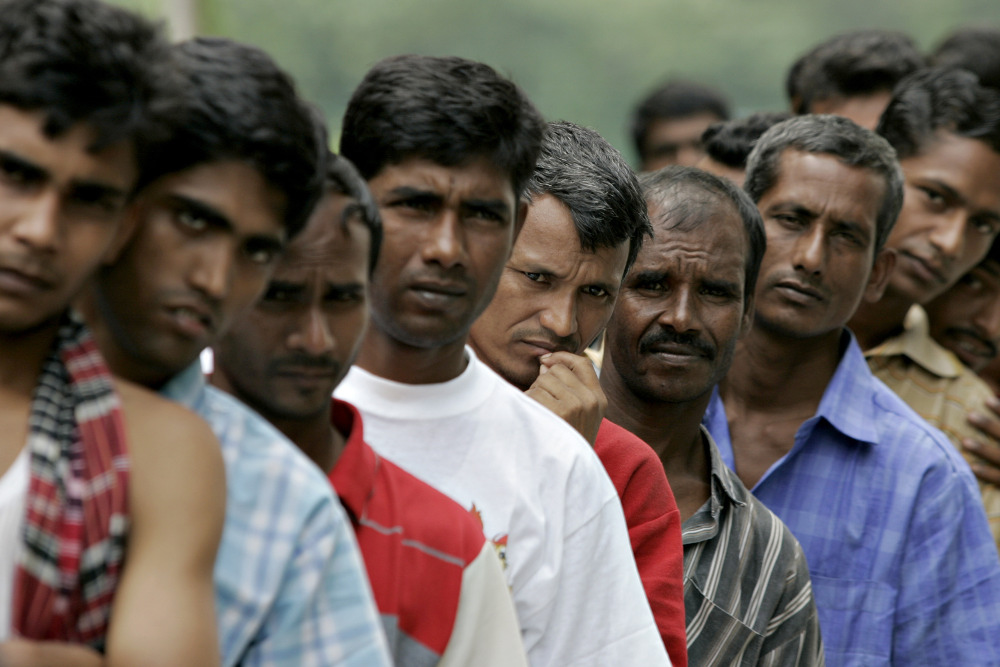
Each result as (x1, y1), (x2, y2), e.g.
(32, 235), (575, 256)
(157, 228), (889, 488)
(163, 300), (215, 340)
(647, 341), (704, 358)
(407, 280), (468, 310)
(900, 251), (947, 286)
(774, 279), (825, 302)
(0, 260), (56, 297)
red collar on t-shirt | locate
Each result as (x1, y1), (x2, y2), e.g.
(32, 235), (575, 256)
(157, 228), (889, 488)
(329, 398), (379, 524)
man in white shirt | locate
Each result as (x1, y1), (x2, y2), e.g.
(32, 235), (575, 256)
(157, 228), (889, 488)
(334, 54), (670, 667)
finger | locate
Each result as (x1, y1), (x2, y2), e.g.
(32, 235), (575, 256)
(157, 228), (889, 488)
(541, 352), (602, 389)
(969, 410), (1000, 441)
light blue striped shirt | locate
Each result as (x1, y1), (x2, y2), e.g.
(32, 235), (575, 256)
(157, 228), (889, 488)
(704, 332), (1000, 666)
(161, 363), (391, 667)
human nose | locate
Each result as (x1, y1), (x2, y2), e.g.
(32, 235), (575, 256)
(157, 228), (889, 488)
(420, 210), (466, 269)
(658, 285), (696, 333)
(12, 191), (60, 252)
(288, 306), (335, 355)
(189, 238), (233, 301)
(538, 292), (579, 340)
(793, 225), (826, 276)
(927, 211), (965, 261)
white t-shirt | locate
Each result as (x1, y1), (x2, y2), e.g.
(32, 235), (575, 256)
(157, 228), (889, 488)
(0, 446), (29, 640)
(336, 349), (670, 667)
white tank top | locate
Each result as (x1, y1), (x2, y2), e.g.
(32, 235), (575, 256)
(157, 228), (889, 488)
(0, 446), (29, 640)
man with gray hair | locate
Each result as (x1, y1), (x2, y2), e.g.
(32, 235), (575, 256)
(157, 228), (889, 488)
(703, 114), (1000, 664)
(599, 166), (823, 665)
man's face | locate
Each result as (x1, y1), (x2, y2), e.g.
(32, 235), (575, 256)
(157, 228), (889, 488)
(641, 112), (723, 171)
(754, 150), (890, 339)
(884, 131), (1000, 305)
(213, 192), (371, 420)
(925, 258), (1000, 371)
(605, 199), (750, 404)
(469, 193), (629, 390)
(93, 160), (287, 385)
(365, 156), (521, 351)
(810, 91), (893, 131)
(0, 105), (136, 334)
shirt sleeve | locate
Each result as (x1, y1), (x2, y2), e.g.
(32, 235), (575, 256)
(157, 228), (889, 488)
(517, 489), (672, 667)
(438, 541), (529, 667)
(893, 441), (1000, 664)
(243, 493), (392, 667)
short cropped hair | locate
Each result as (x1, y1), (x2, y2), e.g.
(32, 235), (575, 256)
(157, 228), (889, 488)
(525, 121), (651, 276)
(931, 27), (1000, 91)
(0, 0), (175, 156)
(746, 115), (904, 254)
(640, 166), (766, 302)
(630, 80), (731, 160)
(138, 37), (328, 238)
(340, 54), (545, 198)
(786, 30), (925, 114)
(877, 67), (1000, 161)
(325, 153), (382, 275)
(701, 112), (793, 169)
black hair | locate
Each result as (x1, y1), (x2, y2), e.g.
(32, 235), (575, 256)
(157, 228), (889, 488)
(630, 79), (731, 160)
(746, 115), (904, 254)
(525, 121), (651, 275)
(325, 153), (382, 275)
(877, 67), (1000, 161)
(640, 166), (766, 302)
(701, 112), (794, 169)
(786, 30), (925, 114)
(340, 54), (545, 198)
(137, 37), (328, 238)
(0, 0), (176, 157)
(931, 27), (1000, 91)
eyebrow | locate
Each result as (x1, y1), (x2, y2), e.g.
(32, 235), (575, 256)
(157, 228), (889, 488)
(766, 202), (817, 220)
(385, 186), (442, 203)
(464, 198), (511, 221)
(168, 194), (233, 232)
(0, 149), (129, 204)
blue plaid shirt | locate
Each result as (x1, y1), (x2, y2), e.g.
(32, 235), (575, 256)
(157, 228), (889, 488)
(704, 332), (1000, 666)
(161, 364), (391, 667)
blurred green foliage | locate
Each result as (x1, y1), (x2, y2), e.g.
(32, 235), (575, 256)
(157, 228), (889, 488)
(113, 0), (1000, 163)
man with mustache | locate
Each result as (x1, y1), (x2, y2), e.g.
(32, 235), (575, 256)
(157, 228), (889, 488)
(704, 114), (1000, 664)
(334, 55), (670, 666)
(845, 68), (1000, 550)
(599, 166), (823, 665)
(79, 37), (391, 666)
(212, 154), (529, 666)
(468, 121), (687, 666)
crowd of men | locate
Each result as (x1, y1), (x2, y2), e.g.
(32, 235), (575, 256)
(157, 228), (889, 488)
(2, 0), (1000, 665)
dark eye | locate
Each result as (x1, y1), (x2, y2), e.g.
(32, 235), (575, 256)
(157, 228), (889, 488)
(523, 271), (544, 282)
(177, 208), (209, 232)
(0, 155), (43, 189)
(971, 217), (1000, 236)
(263, 285), (296, 302)
(918, 186), (948, 211)
(244, 239), (282, 266)
(582, 285), (610, 298)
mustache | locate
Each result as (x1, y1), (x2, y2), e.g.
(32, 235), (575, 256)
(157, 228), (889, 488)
(947, 326), (999, 359)
(638, 327), (715, 358)
(269, 354), (341, 373)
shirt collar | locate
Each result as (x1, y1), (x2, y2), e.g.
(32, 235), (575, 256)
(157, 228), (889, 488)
(812, 329), (881, 445)
(328, 399), (377, 524)
(158, 362), (208, 411)
(702, 426), (747, 508)
(864, 304), (962, 379)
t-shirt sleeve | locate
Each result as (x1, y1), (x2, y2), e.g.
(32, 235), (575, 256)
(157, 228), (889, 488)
(439, 541), (528, 667)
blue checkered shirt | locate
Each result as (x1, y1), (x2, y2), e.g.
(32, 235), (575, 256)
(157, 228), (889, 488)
(161, 364), (391, 667)
(704, 332), (1000, 666)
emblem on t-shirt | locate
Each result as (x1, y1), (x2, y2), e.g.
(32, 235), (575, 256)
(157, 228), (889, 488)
(470, 502), (509, 571)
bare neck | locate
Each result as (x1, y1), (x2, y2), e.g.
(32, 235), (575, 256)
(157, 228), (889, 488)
(600, 361), (711, 522)
(722, 326), (843, 413)
(0, 321), (59, 396)
(355, 325), (469, 385)
(848, 291), (913, 351)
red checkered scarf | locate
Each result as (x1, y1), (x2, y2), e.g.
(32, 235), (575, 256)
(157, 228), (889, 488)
(12, 312), (130, 651)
